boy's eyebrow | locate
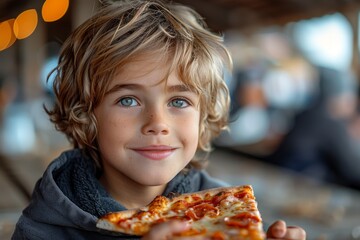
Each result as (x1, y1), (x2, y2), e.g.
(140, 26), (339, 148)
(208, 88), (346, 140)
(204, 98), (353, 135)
(106, 84), (140, 95)
(106, 83), (194, 95)
(167, 84), (193, 93)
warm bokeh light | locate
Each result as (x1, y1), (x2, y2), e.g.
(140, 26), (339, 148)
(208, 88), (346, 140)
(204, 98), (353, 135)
(42, 0), (69, 22)
(0, 19), (16, 51)
(13, 9), (38, 39)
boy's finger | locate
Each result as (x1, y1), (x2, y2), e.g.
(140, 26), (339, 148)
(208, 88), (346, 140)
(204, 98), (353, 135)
(142, 221), (189, 240)
(267, 220), (286, 238)
(282, 226), (307, 240)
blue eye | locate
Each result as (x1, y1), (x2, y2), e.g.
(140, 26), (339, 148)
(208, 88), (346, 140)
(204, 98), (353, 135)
(119, 97), (138, 107)
(169, 98), (190, 108)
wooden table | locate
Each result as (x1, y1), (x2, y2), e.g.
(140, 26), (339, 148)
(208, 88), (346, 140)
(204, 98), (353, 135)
(0, 154), (46, 240)
(208, 148), (360, 240)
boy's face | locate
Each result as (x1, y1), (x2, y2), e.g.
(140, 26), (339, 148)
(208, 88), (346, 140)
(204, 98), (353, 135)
(94, 55), (200, 187)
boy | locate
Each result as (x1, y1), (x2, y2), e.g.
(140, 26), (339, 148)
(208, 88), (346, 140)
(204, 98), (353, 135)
(13, 0), (306, 239)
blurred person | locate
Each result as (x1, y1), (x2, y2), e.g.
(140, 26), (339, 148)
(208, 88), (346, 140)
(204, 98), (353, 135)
(258, 30), (318, 143)
(216, 66), (271, 146)
(216, 32), (272, 147)
(216, 30), (318, 156)
(267, 66), (360, 190)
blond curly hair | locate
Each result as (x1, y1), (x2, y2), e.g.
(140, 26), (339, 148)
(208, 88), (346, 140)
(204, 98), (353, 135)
(46, 0), (232, 169)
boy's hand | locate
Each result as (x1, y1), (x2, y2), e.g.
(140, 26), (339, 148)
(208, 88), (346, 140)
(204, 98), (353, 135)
(267, 220), (306, 240)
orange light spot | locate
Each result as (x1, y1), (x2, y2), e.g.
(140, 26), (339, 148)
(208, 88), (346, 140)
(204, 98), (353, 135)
(13, 9), (38, 39)
(42, 0), (69, 22)
(0, 19), (16, 51)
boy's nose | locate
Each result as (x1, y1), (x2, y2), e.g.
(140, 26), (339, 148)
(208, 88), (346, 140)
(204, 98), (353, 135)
(141, 110), (170, 135)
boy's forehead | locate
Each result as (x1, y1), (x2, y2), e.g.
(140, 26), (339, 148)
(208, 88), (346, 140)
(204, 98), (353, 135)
(116, 52), (170, 77)
(108, 58), (183, 89)
(114, 62), (168, 82)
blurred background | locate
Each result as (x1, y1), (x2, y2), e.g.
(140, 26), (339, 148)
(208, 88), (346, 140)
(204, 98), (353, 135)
(1, 0), (360, 239)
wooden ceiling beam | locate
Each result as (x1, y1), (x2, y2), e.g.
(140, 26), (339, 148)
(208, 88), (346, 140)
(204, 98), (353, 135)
(176, 0), (360, 31)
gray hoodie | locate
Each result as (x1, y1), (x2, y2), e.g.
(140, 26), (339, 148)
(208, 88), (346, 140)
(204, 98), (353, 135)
(12, 149), (227, 239)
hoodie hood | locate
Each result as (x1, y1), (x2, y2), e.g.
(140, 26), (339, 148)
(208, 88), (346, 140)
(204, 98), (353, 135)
(23, 149), (100, 231)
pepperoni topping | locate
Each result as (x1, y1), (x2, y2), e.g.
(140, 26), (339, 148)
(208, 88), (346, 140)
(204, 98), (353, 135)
(211, 191), (232, 206)
(234, 187), (254, 200)
(185, 202), (220, 220)
(171, 200), (188, 212)
(234, 191), (248, 199)
(224, 212), (261, 228)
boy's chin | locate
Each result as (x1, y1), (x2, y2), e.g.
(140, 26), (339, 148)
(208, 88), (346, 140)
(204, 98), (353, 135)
(135, 172), (176, 187)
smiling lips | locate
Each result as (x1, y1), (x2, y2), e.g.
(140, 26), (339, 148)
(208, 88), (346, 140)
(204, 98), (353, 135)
(132, 145), (176, 160)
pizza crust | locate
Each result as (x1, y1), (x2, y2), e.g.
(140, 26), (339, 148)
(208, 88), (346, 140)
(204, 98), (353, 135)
(96, 209), (143, 235)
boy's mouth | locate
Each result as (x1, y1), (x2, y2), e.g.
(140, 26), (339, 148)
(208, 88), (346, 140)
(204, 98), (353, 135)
(131, 145), (177, 160)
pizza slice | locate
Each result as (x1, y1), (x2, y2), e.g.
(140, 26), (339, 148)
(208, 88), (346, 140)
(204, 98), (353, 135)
(96, 185), (265, 240)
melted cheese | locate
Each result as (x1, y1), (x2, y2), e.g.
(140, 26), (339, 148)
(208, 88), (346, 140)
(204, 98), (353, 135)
(105, 186), (265, 239)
